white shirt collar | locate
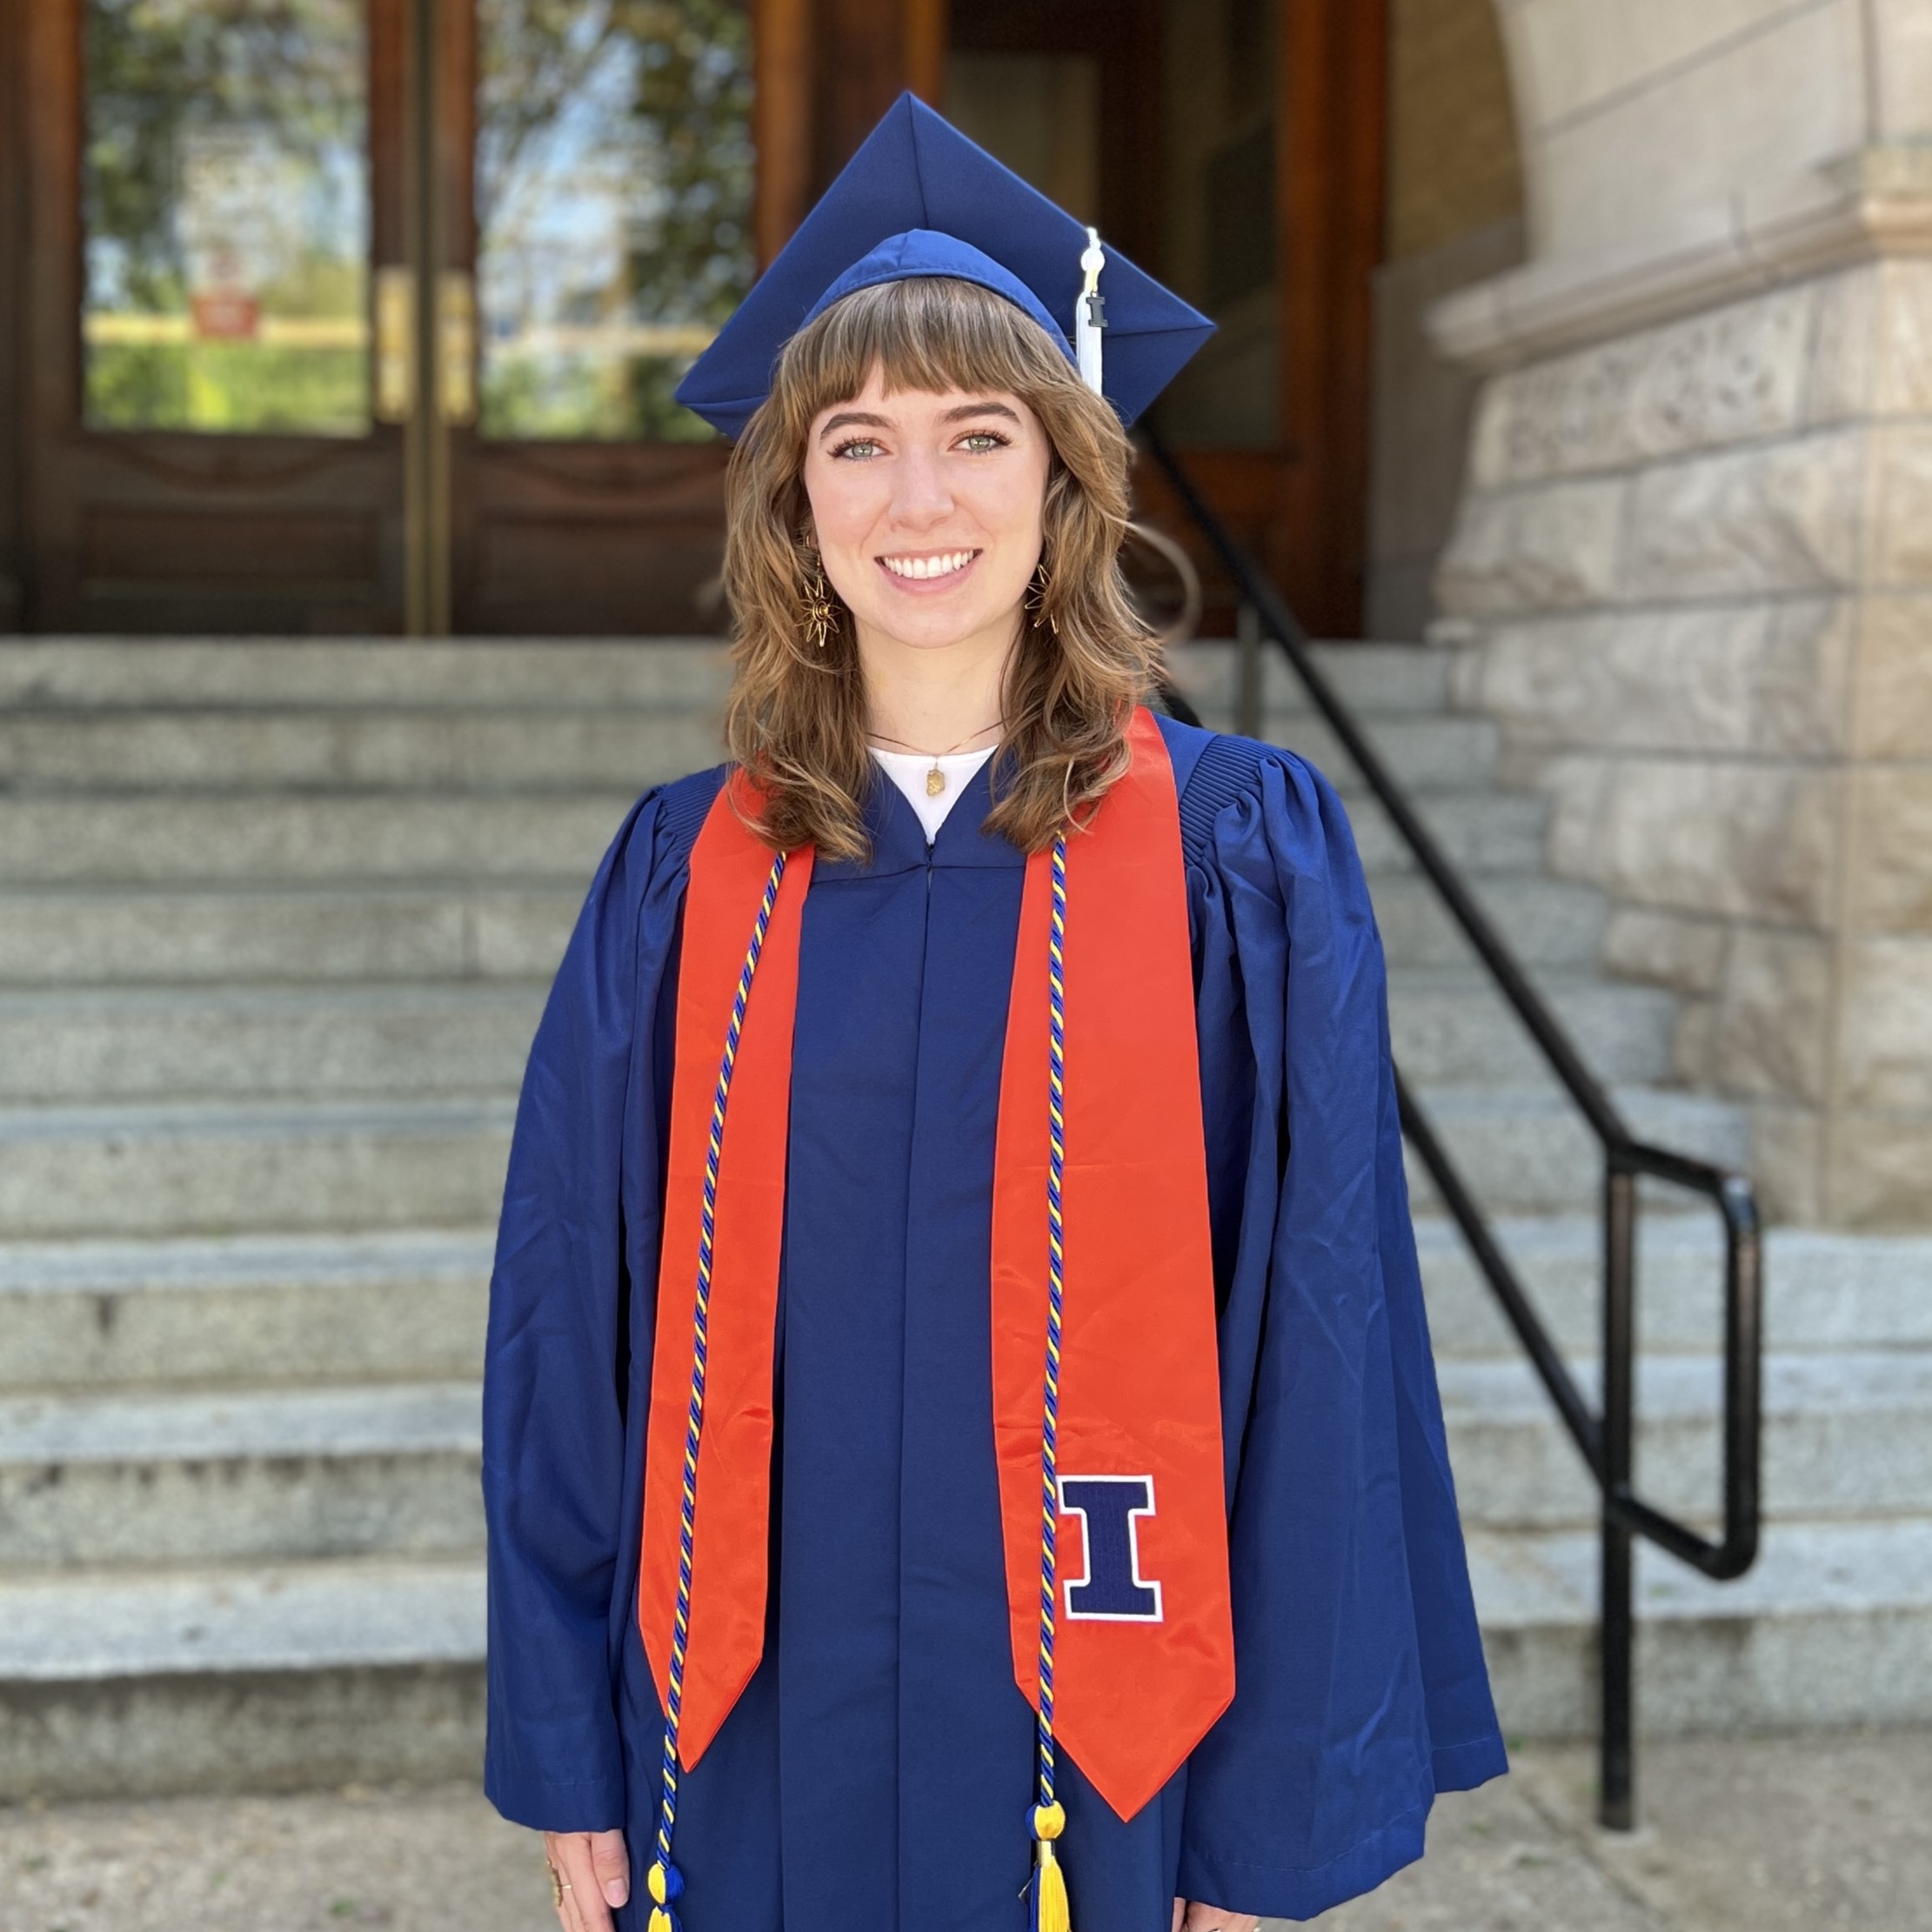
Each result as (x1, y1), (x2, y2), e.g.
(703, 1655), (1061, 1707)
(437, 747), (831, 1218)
(868, 744), (999, 845)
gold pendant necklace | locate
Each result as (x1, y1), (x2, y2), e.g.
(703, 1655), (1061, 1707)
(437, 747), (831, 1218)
(870, 718), (1005, 798)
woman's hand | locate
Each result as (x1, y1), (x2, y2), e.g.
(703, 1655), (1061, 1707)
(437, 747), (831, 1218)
(1172, 1899), (1262, 1932)
(544, 1828), (631, 1932)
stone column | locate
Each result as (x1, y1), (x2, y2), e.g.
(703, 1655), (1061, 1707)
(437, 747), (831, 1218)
(1428, 3), (1932, 1228)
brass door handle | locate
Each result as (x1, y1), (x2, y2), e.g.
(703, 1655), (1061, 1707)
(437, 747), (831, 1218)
(373, 267), (474, 426)
(438, 270), (477, 426)
(375, 265), (415, 422)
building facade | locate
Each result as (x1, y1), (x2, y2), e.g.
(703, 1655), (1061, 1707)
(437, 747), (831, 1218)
(0, 0), (1925, 1228)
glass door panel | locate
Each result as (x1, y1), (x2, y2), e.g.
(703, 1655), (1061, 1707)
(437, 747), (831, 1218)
(28, 0), (770, 632)
(81, 0), (373, 436)
(473, 0), (752, 441)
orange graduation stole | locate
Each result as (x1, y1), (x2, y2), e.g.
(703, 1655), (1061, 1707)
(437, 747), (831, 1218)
(637, 707), (1233, 1932)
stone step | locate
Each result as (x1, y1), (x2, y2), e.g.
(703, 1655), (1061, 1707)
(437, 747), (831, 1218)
(1388, 969), (1678, 1086)
(3, 1213), (1922, 1405)
(5, 1347), (1919, 1570)
(0, 793), (638, 886)
(0, 874), (1606, 986)
(0, 707), (725, 793)
(0, 1554), (486, 1801)
(0, 1100), (514, 1240)
(0, 1382), (483, 1566)
(0, 702), (1498, 799)
(0, 637), (733, 709)
(1224, 711), (1502, 793)
(0, 1081), (1741, 1242)
(1169, 638), (1455, 717)
(8, 1219), (1928, 1398)
(0, 972), (1669, 1104)
(1368, 872), (1609, 970)
(1416, 1214), (1932, 1360)
(0, 883), (583, 986)
(1347, 786), (1550, 877)
(1404, 1084), (1754, 1217)
(1441, 1350), (1932, 1532)
(3, 1514), (1929, 1799)
(1470, 1516), (1932, 1740)
(0, 785), (1552, 886)
(0, 984), (548, 1104)
(0, 1230), (493, 1392)
(1, 637), (1444, 721)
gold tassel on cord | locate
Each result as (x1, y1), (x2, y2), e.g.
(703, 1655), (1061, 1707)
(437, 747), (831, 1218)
(1029, 1802), (1073, 1932)
(646, 1857), (683, 1932)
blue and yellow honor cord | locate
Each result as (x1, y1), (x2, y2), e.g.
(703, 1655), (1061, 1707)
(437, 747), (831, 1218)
(647, 852), (788, 1932)
(1028, 833), (1073, 1932)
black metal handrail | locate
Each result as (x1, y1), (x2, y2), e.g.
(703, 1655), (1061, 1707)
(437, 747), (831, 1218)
(1142, 424), (1763, 1830)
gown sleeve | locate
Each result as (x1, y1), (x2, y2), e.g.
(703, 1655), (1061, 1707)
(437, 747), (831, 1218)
(480, 787), (674, 1833)
(1174, 742), (1507, 1922)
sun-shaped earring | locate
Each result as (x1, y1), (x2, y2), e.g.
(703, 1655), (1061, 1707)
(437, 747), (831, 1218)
(1024, 560), (1057, 635)
(799, 545), (839, 650)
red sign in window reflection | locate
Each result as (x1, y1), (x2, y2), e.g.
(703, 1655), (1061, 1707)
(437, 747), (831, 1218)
(190, 291), (262, 342)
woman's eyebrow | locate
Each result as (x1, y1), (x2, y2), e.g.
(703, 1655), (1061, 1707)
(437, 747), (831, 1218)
(818, 410), (892, 438)
(816, 399), (1020, 438)
(939, 400), (1021, 425)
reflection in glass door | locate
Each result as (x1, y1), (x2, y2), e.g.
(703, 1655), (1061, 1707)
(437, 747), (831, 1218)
(451, 0), (754, 632)
(20, 0), (404, 631)
(82, 0), (374, 436)
(473, 0), (753, 442)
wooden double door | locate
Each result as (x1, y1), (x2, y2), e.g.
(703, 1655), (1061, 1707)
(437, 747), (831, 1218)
(0, 0), (1381, 638)
(3, 0), (834, 635)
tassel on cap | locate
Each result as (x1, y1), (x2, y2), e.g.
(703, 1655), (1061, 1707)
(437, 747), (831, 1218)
(646, 1855), (684, 1932)
(1028, 1802), (1072, 1932)
(1076, 227), (1106, 396)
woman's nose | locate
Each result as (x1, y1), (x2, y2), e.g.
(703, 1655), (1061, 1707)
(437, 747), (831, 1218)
(888, 447), (953, 525)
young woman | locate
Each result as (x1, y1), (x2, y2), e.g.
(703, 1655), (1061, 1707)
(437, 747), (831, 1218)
(482, 97), (1504, 1932)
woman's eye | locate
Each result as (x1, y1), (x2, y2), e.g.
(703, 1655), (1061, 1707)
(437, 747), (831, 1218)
(959, 432), (1008, 453)
(830, 438), (881, 460)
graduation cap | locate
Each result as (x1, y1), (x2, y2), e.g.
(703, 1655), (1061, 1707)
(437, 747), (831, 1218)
(674, 92), (1214, 438)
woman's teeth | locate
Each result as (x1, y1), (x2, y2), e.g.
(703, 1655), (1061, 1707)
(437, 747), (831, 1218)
(881, 550), (975, 579)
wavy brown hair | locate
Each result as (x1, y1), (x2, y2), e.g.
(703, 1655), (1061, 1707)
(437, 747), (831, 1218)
(719, 276), (1159, 860)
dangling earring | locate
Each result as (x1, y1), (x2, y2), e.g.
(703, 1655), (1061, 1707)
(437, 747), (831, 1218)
(799, 545), (838, 651)
(1025, 560), (1058, 636)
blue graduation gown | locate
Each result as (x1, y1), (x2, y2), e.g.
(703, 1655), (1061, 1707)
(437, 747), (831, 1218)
(481, 716), (1506, 1929)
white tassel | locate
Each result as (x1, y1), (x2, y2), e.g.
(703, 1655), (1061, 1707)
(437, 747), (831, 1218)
(1076, 226), (1106, 396)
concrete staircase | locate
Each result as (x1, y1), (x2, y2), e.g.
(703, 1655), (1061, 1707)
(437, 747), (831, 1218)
(1172, 641), (1932, 1746)
(0, 635), (1925, 1800)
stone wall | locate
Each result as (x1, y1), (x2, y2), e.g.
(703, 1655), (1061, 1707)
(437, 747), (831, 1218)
(1421, 0), (1932, 1227)
(1436, 257), (1932, 1228)
(1491, 0), (1872, 262)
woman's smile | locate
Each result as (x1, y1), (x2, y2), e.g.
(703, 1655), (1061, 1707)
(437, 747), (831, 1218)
(876, 546), (983, 590)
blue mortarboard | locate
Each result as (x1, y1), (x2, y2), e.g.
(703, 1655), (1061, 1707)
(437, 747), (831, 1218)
(674, 93), (1214, 438)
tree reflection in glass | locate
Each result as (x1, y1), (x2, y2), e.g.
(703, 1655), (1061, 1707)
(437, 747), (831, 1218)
(476, 0), (753, 442)
(82, 0), (371, 435)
